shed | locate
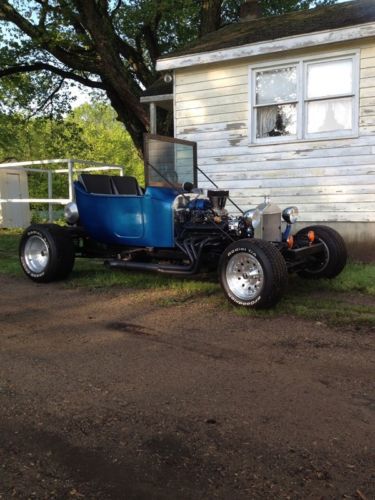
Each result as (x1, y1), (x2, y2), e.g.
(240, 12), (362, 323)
(0, 168), (31, 228)
(145, 0), (375, 256)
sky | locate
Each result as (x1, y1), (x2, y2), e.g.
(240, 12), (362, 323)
(71, 85), (93, 108)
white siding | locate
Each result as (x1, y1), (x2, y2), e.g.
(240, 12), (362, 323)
(175, 44), (375, 224)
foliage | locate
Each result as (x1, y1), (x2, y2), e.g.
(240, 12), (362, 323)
(0, 102), (142, 165)
(261, 0), (337, 15)
(0, 113), (23, 161)
(68, 103), (144, 182)
(0, 0), (338, 151)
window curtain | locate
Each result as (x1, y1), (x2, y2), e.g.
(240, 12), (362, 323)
(257, 107), (278, 138)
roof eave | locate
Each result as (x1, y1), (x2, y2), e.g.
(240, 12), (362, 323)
(156, 22), (375, 71)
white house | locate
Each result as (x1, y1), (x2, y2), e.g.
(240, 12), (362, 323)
(142, 0), (375, 258)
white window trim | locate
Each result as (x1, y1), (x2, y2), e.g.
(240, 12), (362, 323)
(248, 50), (360, 146)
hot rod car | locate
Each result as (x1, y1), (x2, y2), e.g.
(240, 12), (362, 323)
(19, 135), (347, 309)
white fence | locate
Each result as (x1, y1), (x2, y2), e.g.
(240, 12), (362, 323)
(0, 158), (125, 222)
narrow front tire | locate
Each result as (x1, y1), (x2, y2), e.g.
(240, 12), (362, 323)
(295, 225), (347, 279)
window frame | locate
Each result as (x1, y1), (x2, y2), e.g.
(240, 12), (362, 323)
(252, 61), (299, 141)
(248, 51), (360, 145)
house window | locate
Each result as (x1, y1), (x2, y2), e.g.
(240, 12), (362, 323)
(250, 53), (358, 144)
(255, 65), (298, 139)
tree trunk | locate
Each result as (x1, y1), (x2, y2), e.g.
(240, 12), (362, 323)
(200, 0), (222, 36)
(104, 84), (148, 154)
(70, 0), (150, 152)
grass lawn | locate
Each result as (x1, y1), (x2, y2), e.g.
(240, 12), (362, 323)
(1, 228), (374, 329)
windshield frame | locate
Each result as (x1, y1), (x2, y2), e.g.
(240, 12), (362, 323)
(143, 134), (198, 188)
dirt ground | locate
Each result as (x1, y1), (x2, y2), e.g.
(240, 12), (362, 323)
(0, 274), (374, 500)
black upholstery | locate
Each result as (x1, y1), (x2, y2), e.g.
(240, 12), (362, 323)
(78, 173), (142, 196)
(79, 174), (113, 194)
(111, 175), (142, 195)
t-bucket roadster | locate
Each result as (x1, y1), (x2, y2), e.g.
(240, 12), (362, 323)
(19, 135), (347, 309)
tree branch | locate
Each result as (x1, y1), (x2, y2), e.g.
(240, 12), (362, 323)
(142, 24), (161, 68)
(0, 0), (99, 72)
(27, 77), (65, 118)
(0, 62), (105, 89)
(69, 0), (151, 84)
(58, 0), (91, 37)
(34, 0), (49, 28)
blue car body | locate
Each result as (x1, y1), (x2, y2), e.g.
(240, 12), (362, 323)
(74, 181), (179, 248)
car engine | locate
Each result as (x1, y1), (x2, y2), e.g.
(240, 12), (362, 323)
(174, 189), (257, 238)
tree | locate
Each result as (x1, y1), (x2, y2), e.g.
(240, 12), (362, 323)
(0, 102), (142, 173)
(0, 113), (86, 162)
(68, 103), (144, 181)
(0, 0), (337, 152)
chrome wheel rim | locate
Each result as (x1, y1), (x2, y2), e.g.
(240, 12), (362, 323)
(24, 235), (49, 274)
(226, 252), (264, 301)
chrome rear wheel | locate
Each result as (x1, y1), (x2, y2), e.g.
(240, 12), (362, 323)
(19, 224), (75, 283)
(219, 239), (288, 309)
(226, 252), (264, 301)
(23, 235), (50, 274)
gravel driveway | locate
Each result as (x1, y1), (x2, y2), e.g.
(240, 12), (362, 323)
(0, 275), (374, 499)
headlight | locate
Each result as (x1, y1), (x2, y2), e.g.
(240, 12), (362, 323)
(243, 208), (261, 229)
(282, 206), (299, 224)
(64, 202), (79, 224)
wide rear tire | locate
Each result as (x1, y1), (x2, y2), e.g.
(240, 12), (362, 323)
(219, 239), (288, 309)
(295, 225), (347, 279)
(19, 224), (75, 283)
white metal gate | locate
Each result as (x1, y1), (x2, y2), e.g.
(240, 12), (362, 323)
(0, 159), (125, 227)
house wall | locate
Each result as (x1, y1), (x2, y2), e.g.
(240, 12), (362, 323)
(174, 41), (375, 256)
